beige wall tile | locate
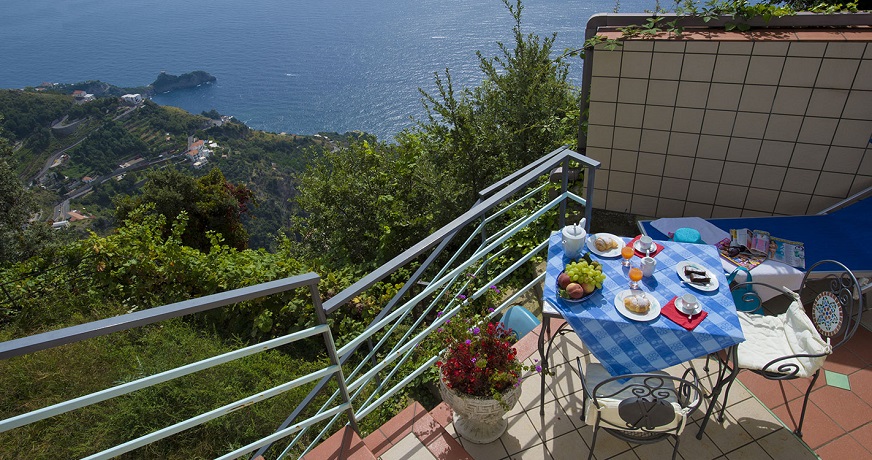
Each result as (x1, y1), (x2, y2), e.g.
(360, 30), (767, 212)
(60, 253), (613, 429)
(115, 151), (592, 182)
(676, 81), (710, 108)
(833, 119), (872, 148)
(692, 158), (724, 182)
(615, 103), (644, 128)
(797, 117), (839, 145)
(746, 56), (785, 85)
(667, 132), (700, 157)
(654, 41), (686, 53)
(753, 41), (789, 56)
(825, 42), (866, 59)
(775, 192), (812, 215)
(688, 180), (719, 205)
(593, 170), (609, 190)
(782, 168), (820, 194)
(657, 198), (686, 217)
(618, 78), (649, 104)
(588, 101), (616, 126)
(789, 143), (827, 170)
(697, 135), (730, 160)
(715, 184), (749, 208)
(758, 140), (794, 166)
(638, 152), (666, 174)
(742, 209), (772, 217)
(686, 41), (719, 54)
(590, 77), (619, 102)
(712, 54), (750, 84)
(851, 175), (872, 195)
(684, 202), (714, 218)
(721, 161), (755, 186)
(814, 171), (854, 198)
(660, 177), (690, 200)
(672, 107), (705, 133)
(664, 155), (695, 179)
(681, 54), (717, 82)
(611, 149), (639, 172)
(623, 41), (654, 52)
(853, 60), (872, 90)
(640, 129), (670, 154)
(807, 88), (849, 118)
(586, 124), (614, 149)
(764, 114), (803, 142)
(771, 87), (812, 115)
(859, 148), (872, 176)
(643, 105), (675, 131)
(712, 206), (743, 218)
(788, 42), (826, 58)
(591, 50), (622, 77)
(702, 110), (737, 136)
(707, 83), (742, 110)
(817, 58), (860, 89)
(606, 190), (632, 212)
(718, 41), (753, 55)
(631, 194), (660, 216)
(647, 80), (679, 106)
(621, 51), (653, 79)
(633, 174), (662, 196)
(727, 137), (761, 163)
(751, 164), (787, 189)
(609, 171), (635, 193)
(745, 188), (779, 213)
(808, 195), (841, 214)
(650, 52), (684, 80)
(823, 146), (865, 173)
(843, 90), (872, 119)
(865, 44), (872, 59)
(780, 57), (821, 87)
(733, 112), (769, 138)
(613, 127), (642, 151)
(738, 85), (777, 113)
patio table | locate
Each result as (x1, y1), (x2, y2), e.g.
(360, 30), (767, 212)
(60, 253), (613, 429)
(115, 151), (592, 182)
(537, 231), (745, 438)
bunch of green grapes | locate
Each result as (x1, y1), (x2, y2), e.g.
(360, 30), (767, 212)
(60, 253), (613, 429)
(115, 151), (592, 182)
(565, 260), (606, 288)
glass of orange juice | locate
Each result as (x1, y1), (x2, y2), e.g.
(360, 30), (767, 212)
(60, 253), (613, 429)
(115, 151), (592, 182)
(628, 267), (643, 289)
(621, 245), (634, 267)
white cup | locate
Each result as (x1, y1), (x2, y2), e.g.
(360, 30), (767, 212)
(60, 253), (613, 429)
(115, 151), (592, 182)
(638, 235), (653, 252)
(679, 293), (699, 313)
(641, 257), (657, 277)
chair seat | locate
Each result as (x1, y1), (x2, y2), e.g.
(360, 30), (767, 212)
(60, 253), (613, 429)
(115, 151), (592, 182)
(583, 363), (686, 434)
(737, 301), (831, 378)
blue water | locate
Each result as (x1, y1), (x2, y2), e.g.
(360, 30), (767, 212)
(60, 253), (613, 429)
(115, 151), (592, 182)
(0, 0), (650, 140)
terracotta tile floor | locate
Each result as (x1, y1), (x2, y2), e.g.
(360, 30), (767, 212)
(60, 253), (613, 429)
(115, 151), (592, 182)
(375, 321), (872, 459)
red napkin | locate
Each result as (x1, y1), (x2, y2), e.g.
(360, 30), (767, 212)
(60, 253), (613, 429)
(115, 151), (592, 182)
(661, 297), (708, 330)
(628, 235), (665, 258)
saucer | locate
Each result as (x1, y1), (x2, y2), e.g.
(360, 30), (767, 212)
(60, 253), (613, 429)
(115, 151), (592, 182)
(634, 240), (655, 253)
(675, 297), (702, 316)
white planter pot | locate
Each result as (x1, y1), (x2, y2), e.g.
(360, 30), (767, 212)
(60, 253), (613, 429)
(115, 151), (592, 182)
(439, 374), (522, 444)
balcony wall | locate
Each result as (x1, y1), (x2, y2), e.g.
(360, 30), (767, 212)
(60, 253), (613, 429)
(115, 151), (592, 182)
(584, 28), (872, 218)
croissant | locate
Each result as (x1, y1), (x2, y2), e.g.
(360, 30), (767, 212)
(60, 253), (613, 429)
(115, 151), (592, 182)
(623, 294), (651, 314)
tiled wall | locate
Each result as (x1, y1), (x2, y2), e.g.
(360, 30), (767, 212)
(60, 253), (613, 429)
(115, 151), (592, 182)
(585, 33), (872, 218)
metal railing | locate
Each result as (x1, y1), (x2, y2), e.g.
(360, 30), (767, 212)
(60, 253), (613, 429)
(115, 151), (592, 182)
(0, 146), (600, 459)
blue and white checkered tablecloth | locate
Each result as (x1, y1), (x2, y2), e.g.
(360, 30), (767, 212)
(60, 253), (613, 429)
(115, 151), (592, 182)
(543, 231), (745, 377)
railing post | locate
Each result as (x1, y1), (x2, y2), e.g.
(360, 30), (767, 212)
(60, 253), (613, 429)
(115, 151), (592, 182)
(559, 157), (569, 229)
(584, 166), (595, 232)
(310, 284), (359, 434)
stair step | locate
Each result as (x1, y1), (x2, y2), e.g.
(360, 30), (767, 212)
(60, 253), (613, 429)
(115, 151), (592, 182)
(302, 425), (376, 460)
(364, 401), (471, 459)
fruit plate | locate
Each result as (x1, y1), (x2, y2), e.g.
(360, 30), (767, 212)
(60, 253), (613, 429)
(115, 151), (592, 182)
(614, 290), (661, 321)
(557, 275), (597, 303)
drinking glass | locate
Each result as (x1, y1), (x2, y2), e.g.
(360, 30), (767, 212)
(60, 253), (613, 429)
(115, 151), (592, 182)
(628, 267), (643, 289)
(621, 245), (634, 267)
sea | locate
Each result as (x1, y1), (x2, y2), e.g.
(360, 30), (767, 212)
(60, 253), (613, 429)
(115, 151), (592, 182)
(0, 0), (652, 140)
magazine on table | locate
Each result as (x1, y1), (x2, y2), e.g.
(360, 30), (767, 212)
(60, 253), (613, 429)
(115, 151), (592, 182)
(719, 228), (805, 270)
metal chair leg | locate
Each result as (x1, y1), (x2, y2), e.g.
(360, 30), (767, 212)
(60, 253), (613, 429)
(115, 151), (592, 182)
(794, 370), (820, 438)
(587, 419), (601, 460)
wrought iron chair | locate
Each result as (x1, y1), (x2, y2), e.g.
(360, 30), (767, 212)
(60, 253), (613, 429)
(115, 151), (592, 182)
(717, 259), (863, 437)
(574, 358), (702, 460)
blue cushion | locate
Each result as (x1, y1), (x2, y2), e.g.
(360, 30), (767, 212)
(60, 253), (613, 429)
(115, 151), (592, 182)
(673, 227), (704, 244)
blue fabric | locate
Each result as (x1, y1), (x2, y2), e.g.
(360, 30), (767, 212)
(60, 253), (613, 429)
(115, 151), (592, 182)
(673, 227), (704, 244)
(640, 198), (872, 274)
(500, 305), (540, 340)
(544, 232), (745, 377)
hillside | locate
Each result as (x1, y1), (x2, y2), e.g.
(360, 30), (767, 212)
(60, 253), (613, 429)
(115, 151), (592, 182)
(0, 88), (361, 250)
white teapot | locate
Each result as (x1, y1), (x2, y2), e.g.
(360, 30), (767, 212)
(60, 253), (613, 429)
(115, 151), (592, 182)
(561, 218), (587, 259)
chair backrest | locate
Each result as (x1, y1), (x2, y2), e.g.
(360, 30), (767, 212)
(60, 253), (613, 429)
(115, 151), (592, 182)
(799, 260), (863, 350)
(589, 367), (702, 433)
(499, 305), (541, 340)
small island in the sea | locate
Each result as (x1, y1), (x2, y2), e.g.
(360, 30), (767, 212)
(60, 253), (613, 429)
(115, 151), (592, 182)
(40, 70), (216, 98)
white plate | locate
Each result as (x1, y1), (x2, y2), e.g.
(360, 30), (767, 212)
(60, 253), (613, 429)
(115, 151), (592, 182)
(633, 240), (656, 254)
(675, 297), (703, 316)
(614, 290), (662, 322)
(586, 233), (624, 258)
(675, 261), (720, 292)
